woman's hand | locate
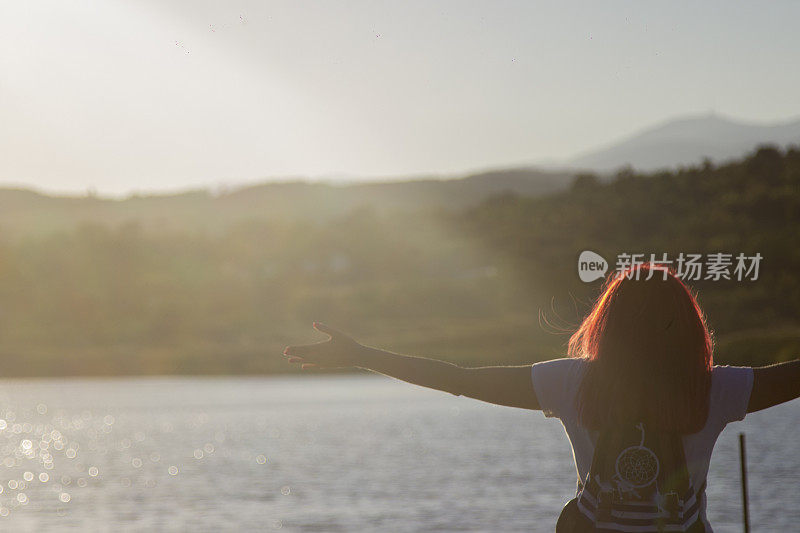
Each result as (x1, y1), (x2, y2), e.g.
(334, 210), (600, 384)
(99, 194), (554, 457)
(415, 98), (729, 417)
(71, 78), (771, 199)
(282, 322), (365, 370)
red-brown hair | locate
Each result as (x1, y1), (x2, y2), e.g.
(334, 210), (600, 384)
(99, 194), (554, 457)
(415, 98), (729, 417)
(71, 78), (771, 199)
(569, 263), (713, 433)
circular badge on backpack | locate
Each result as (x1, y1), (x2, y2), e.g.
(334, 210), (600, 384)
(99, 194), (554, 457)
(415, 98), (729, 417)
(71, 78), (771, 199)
(614, 422), (660, 488)
(615, 445), (660, 488)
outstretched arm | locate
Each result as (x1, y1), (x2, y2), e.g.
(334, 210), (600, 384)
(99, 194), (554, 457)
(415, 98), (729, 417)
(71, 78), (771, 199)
(282, 322), (541, 410)
(747, 359), (800, 413)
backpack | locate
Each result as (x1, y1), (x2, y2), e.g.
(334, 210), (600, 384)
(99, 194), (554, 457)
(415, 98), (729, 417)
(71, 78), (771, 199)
(556, 422), (707, 532)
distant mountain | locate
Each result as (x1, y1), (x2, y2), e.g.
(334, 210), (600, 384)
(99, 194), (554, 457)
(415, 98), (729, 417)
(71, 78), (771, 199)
(565, 114), (800, 172)
(6, 113), (799, 238)
(0, 167), (573, 237)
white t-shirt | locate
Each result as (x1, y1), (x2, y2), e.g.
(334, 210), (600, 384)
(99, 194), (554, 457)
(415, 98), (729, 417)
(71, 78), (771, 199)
(531, 358), (754, 531)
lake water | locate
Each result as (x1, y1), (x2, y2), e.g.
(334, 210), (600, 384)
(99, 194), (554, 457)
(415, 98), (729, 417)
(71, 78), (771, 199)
(0, 374), (796, 532)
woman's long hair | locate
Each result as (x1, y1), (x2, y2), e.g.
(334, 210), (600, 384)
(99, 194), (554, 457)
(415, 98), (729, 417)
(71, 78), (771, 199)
(569, 263), (713, 433)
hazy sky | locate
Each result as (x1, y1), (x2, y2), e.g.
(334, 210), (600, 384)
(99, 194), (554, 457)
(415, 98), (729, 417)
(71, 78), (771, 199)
(2, 1), (799, 196)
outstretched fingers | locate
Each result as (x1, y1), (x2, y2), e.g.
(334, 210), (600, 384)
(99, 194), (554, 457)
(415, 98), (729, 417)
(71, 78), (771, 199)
(283, 341), (324, 357)
(312, 321), (345, 338)
(283, 322), (345, 370)
(284, 354), (318, 370)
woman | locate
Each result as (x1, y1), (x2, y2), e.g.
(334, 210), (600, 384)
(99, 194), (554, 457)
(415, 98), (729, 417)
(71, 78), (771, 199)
(282, 264), (800, 531)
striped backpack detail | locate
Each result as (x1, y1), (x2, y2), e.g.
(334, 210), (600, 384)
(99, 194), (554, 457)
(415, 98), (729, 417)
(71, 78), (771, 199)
(557, 423), (706, 532)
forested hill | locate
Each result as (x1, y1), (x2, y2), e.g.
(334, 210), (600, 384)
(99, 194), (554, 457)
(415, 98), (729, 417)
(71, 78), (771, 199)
(458, 144), (800, 365)
(0, 145), (797, 377)
(0, 167), (571, 237)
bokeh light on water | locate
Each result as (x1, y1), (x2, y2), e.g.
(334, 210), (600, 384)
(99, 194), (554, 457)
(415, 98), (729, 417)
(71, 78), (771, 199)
(0, 377), (281, 531)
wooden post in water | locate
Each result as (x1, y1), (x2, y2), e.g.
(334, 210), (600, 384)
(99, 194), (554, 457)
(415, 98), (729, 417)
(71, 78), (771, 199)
(739, 433), (750, 533)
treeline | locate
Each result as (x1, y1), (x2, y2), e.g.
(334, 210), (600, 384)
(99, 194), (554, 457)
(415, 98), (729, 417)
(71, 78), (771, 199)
(0, 146), (798, 376)
(455, 145), (800, 366)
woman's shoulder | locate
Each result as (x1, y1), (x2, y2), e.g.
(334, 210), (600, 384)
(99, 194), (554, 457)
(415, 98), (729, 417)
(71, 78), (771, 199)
(531, 357), (588, 419)
(532, 356), (589, 374)
(711, 363), (753, 376)
(710, 364), (754, 399)
(707, 364), (754, 425)
(531, 357), (589, 389)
